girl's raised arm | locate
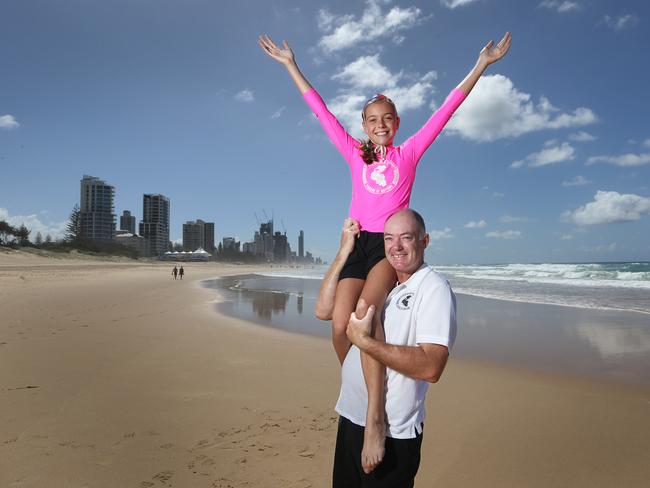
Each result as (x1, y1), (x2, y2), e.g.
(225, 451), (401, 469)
(258, 35), (313, 95)
(457, 31), (512, 96)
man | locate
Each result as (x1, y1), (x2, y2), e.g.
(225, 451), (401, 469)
(320, 209), (457, 487)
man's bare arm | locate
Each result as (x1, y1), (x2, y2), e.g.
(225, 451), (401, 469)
(347, 305), (449, 383)
(315, 219), (360, 320)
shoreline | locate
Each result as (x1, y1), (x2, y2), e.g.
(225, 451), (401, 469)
(1, 258), (649, 487)
(203, 273), (650, 387)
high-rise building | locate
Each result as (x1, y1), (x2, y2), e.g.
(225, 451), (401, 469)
(79, 175), (116, 242)
(139, 194), (170, 257)
(256, 220), (274, 261)
(183, 219), (215, 252)
(183, 220), (205, 251)
(222, 237), (240, 253)
(273, 231), (288, 261)
(298, 230), (304, 259)
(120, 210), (136, 234)
(204, 222), (215, 252)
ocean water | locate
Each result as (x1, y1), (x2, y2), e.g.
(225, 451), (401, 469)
(258, 262), (650, 314)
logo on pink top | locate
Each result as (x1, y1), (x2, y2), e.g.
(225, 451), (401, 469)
(362, 160), (399, 195)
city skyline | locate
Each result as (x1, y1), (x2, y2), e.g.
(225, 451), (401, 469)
(1, 1), (649, 264)
(71, 173), (318, 260)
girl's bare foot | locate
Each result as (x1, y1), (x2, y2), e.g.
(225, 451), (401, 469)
(361, 419), (386, 474)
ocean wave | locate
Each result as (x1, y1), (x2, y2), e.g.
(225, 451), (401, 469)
(435, 262), (650, 290)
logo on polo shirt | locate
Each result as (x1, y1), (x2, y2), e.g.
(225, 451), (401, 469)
(396, 292), (414, 310)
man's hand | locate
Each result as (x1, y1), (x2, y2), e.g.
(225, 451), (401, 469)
(346, 304), (376, 349)
(339, 218), (360, 257)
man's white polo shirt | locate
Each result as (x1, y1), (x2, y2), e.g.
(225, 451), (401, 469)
(335, 264), (457, 439)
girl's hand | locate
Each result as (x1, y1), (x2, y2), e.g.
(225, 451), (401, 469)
(340, 218), (360, 256)
(258, 35), (295, 67)
(478, 31), (512, 66)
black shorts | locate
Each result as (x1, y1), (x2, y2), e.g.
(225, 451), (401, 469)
(339, 231), (386, 281)
(333, 416), (423, 488)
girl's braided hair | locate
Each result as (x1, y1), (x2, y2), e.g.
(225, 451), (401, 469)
(358, 93), (397, 165)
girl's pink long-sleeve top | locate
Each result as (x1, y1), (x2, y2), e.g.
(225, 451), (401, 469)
(303, 88), (466, 232)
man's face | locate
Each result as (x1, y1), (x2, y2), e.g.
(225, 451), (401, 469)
(384, 211), (429, 279)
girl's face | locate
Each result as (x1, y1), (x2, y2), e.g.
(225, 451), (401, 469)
(362, 101), (400, 146)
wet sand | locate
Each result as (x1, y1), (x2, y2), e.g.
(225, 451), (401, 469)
(1, 249), (649, 487)
(206, 274), (650, 386)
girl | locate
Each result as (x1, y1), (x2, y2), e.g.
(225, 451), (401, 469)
(259, 32), (511, 473)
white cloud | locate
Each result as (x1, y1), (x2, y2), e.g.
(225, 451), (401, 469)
(429, 227), (454, 240)
(562, 191), (650, 225)
(486, 230), (522, 239)
(601, 14), (638, 31)
(332, 54), (398, 89)
(562, 175), (591, 187)
(317, 1), (423, 54)
(440, 0), (480, 8)
(270, 106), (286, 119)
(569, 131), (596, 142)
(587, 153), (650, 167)
(327, 55), (436, 137)
(447, 75), (597, 142)
(464, 220), (487, 228)
(0, 114), (20, 129)
(560, 234), (573, 240)
(234, 89), (254, 103)
(492, 192), (505, 198)
(539, 1), (580, 13)
(511, 142), (575, 169)
(0, 208), (68, 240)
(500, 215), (528, 223)
(642, 138), (650, 148)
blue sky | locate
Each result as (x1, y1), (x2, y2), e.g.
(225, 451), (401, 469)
(1, 0), (649, 264)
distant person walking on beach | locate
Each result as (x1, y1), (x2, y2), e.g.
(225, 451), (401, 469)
(172, 266), (178, 280)
(179, 266), (184, 280)
(260, 32), (510, 473)
(322, 210), (456, 487)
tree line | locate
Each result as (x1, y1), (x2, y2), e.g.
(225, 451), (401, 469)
(0, 205), (137, 258)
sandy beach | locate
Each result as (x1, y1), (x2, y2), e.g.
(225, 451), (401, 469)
(1, 249), (649, 487)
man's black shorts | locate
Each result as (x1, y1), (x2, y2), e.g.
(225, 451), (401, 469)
(333, 416), (423, 488)
(339, 231), (386, 281)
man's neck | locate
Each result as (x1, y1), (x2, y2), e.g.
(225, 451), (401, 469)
(395, 261), (425, 284)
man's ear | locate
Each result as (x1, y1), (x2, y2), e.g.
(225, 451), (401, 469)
(422, 233), (430, 249)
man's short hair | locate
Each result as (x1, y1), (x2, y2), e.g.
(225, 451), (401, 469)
(386, 209), (427, 238)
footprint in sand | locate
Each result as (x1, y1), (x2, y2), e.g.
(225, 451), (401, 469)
(152, 470), (174, 482)
(187, 454), (217, 476)
(298, 447), (315, 458)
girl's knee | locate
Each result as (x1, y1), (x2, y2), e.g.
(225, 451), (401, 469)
(332, 316), (349, 337)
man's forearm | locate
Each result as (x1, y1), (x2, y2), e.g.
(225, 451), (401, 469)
(357, 335), (448, 383)
(315, 249), (350, 320)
